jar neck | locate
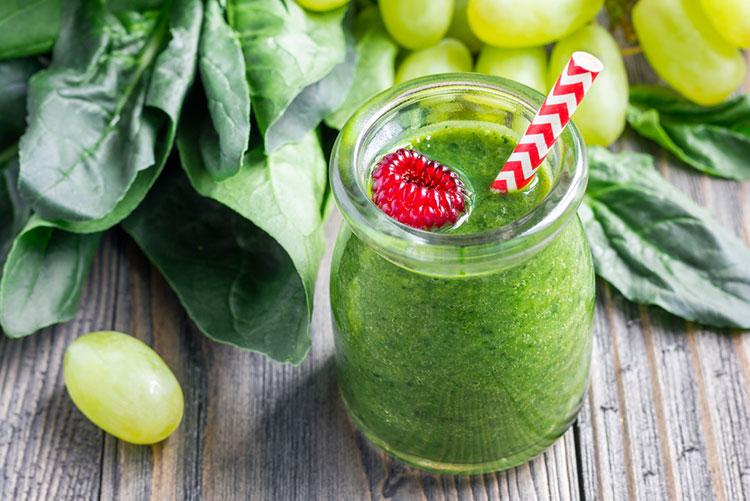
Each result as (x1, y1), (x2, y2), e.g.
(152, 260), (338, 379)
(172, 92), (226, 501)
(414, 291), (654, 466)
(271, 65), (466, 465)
(330, 74), (588, 277)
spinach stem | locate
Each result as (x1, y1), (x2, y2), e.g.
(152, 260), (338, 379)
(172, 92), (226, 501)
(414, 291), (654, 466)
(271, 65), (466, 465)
(109, 1), (173, 126)
(0, 144), (19, 167)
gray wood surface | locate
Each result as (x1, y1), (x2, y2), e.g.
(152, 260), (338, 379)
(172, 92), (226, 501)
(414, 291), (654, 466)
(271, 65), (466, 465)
(0, 48), (748, 501)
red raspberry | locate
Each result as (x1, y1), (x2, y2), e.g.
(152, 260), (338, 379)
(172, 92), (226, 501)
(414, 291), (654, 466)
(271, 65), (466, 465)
(370, 149), (467, 230)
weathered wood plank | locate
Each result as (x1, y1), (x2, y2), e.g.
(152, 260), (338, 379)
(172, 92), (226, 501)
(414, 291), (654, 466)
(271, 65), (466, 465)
(610, 283), (674, 500)
(690, 323), (750, 500)
(0, 231), (123, 500)
(638, 306), (720, 500)
(670, 144), (750, 500)
(577, 281), (634, 501)
(99, 236), (206, 501)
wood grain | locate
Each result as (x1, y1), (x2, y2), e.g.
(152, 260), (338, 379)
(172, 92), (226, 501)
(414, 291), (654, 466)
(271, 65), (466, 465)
(99, 236), (206, 501)
(0, 232), (122, 500)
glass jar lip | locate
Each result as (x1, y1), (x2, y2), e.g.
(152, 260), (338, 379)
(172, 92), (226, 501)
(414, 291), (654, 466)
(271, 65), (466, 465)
(330, 73), (588, 275)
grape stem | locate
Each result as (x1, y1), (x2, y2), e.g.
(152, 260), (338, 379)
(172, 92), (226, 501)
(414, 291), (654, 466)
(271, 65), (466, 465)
(605, 0), (638, 43)
(620, 45), (642, 57)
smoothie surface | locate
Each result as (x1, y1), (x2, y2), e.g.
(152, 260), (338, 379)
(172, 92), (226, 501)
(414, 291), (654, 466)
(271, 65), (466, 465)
(378, 122), (553, 234)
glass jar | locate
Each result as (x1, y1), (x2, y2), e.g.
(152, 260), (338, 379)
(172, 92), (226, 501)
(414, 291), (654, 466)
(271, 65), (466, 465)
(329, 74), (595, 475)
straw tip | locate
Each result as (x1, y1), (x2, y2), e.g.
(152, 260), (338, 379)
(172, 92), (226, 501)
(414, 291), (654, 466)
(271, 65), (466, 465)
(572, 51), (604, 73)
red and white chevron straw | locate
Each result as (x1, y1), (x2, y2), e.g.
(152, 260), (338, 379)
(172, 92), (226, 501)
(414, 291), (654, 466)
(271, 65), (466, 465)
(491, 51), (603, 194)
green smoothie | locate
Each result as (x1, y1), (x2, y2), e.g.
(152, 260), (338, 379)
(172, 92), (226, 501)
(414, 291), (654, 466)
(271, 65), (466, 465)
(330, 124), (594, 473)
(392, 125), (553, 234)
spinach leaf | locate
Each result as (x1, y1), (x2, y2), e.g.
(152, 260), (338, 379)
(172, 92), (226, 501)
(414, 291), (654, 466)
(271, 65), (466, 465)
(228, 0), (347, 151)
(627, 85), (750, 180)
(122, 167), (311, 365)
(195, 0), (251, 182)
(18, 0), (202, 223)
(266, 38), (357, 151)
(0, 217), (101, 337)
(581, 146), (750, 328)
(106, 0), (168, 12)
(0, 0), (62, 59)
(0, 157), (31, 265)
(324, 6), (397, 130)
(177, 128), (327, 319)
(0, 58), (41, 152)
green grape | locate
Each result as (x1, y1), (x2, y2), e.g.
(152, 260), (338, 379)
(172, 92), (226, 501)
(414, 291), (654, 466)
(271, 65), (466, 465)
(295, 0), (349, 11)
(633, 0), (746, 105)
(395, 38), (473, 84)
(446, 0), (483, 53)
(467, 0), (604, 48)
(475, 46), (547, 93)
(380, 0), (453, 50)
(548, 23), (628, 147)
(64, 331), (184, 445)
(699, 0), (750, 48)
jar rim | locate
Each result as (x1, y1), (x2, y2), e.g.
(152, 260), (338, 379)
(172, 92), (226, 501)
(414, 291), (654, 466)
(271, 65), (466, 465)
(330, 73), (588, 276)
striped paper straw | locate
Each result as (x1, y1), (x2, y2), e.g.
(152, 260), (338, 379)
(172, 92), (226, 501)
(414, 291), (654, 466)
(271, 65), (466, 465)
(491, 51), (603, 194)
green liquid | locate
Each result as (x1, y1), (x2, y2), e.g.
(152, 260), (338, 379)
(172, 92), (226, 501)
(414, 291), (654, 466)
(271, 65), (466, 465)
(400, 124), (552, 233)
(331, 125), (594, 474)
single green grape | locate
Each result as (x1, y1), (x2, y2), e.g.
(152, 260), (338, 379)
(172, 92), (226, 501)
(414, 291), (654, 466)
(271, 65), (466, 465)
(475, 45), (547, 93)
(699, 0), (750, 49)
(467, 0), (604, 48)
(379, 0), (453, 50)
(548, 23), (628, 147)
(64, 331), (184, 445)
(633, 0), (746, 105)
(446, 0), (483, 53)
(395, 38), (473, 84)
(295, 0), (349, 11)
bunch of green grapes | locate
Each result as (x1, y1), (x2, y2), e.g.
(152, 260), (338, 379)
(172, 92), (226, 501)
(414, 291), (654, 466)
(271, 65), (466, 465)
(383, 0), (625, 146)
(297, 0), (748, 146)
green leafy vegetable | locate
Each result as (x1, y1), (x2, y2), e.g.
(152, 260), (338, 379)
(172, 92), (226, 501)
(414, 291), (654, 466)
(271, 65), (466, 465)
(627, 85), (750, 180)
(228, 0), (347, 151)
(0, 0), (62, 59)
(195, 0), (250, 181)
(122, 167), (311, 365)
(18, 0), (202, 223)
(324, 6), (397, 130)
(0, 58), (41, 152)
(267, 39), (356, 151)
(0, 158), (31, 264)
(178, 126), (327, 320)
(106, 0), (168, 12)
(581, 146), (750, 328)
(0, 0), (203, 339)
(0, 217), (101, 337)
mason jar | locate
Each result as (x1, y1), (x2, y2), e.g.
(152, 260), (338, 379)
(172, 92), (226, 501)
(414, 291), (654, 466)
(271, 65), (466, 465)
(329, 73), (595, 475)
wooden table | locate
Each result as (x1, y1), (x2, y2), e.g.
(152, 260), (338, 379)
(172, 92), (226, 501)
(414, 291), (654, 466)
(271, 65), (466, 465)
(2, 51), (749, 501)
